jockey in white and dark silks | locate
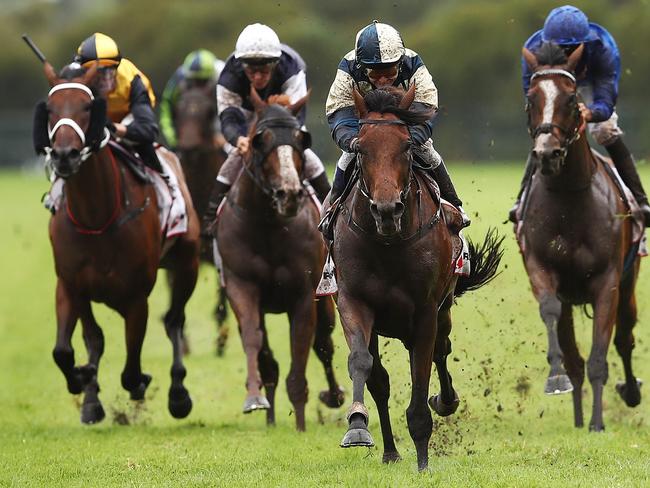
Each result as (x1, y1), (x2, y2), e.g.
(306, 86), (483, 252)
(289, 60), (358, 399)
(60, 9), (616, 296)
(159, 49), (226, 150)
(510, 5), (650, 225)
(324, 20), (470, 227)
(202, 23), (330, 226)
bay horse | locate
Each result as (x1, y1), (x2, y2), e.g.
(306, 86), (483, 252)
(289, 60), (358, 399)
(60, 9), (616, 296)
(38, 62), (200, 424)
(173, 84), (228, 354)
(518, 42), (643, 431)
(333, 85), (503, 470)
(214, 88), (344, 431)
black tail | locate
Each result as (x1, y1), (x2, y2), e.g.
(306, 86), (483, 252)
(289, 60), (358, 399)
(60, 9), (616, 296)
(454, 227), (504, 298)
(215, 285), (228, 326)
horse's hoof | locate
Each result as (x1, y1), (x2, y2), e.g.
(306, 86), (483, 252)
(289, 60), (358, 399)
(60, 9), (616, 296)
(129, 374), (152, 401)
(616, 379), (642, 407)
(340, 428), (375, 448)
(428, 391), (460, 417)
(168, 386), (193, 419)
(382, 451), (402, 463)
(319, 386), (345, 408)
(589, 423), (605, 433)
(544, 374), (573, 395)
(80, 401), (105, 425)
(242, 395), (270, 413)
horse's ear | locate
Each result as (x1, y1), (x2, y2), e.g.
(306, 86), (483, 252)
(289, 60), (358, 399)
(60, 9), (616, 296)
(82, 62), (99, 86)
(249, 86), (267, 113)
(566, 43), (584, 72)
(399, 83), (416, 110)
(44, 61), (58, 87)
(288, 89), (311, 116)
(352, 86), (367, 118)
(522, 47), (538, 70)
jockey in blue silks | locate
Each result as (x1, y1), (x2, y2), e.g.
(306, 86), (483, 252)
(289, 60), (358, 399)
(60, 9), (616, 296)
(510, 5), (650, 225)
(324, 20), (470, 229)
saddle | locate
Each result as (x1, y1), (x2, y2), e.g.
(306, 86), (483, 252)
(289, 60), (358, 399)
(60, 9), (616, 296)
(107, 140), (151, 183)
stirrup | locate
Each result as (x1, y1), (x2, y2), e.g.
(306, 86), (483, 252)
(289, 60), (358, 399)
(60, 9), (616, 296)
(458, 206), (471, 228)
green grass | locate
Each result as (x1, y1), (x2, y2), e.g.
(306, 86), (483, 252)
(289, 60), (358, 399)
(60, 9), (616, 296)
(1, 163), (649, 487)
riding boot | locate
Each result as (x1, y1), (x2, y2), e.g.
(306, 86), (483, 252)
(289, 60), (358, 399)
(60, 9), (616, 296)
(606, 137), (650, 226)
(202, 179), (231, 236)
(508, 152), (535, 223)
(308, 172), (331, 203)
(432, 161), (470, 227)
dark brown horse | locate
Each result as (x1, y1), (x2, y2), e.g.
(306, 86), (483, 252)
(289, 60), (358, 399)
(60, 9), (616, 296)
(214, 88), (344, 431)
(173, 84), (228, 354)
(332, 86), (502, 470)
(39, 62), (200, 424)
(518, 42), (643, 431)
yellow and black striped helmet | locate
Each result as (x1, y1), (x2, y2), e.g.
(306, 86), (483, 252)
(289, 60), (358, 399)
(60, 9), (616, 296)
(75, 33), (121, 68)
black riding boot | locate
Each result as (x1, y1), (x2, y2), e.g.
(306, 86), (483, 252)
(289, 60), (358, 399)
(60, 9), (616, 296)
(508, 152), (536, 223)
(432, 161), (470, 226)
(308, 172), (331, 203)
(606, 137), (650, 226)
(202, 179), (231, 236)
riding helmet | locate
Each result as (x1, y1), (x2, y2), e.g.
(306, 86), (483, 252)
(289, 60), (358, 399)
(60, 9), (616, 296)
(542, 5), (598, 45)
(234, 23), (281, 62)
(355, 21), (405, 67)
(75, 32), (122, 68)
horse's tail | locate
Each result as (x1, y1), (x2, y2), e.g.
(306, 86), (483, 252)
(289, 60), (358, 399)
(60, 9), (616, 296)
(454, 227), (504, 298)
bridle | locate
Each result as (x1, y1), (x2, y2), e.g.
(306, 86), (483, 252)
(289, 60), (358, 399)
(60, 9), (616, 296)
(526, 68), (582, 160)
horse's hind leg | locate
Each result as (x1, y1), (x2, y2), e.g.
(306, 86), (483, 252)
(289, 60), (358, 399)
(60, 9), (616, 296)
(366, 332), (400, 463)
(257, 315), (279, 426)
(557, 303), (585, 427)
(52, 280), (83, 397)
(78, 302), (106, 424)
(614, 263), (641, 408)
(313, 297), (345, 408)
(429, 295), (460, 417)
(120, 298), (153, 401)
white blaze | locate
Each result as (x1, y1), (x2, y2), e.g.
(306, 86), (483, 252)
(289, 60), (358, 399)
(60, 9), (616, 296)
(276, 145), (301, 189)
(539, 79), (559, 124)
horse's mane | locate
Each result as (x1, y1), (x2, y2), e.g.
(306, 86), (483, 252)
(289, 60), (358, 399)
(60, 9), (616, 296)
(363, 86), (434, 125)
(534, 41), (568, 66)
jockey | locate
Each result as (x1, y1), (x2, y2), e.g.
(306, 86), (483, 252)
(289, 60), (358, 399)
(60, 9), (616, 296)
(511, 5), (650, 225)
(324, 20), (470, 227)
(159, 49), (226, 150)
(202, 23), (331, 226)
(74, 32), (163, 174)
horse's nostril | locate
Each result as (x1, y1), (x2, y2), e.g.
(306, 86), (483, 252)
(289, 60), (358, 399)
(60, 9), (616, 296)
(394, 201), (405, 216)
(275, 189), (286, 200)
(69, 148), (81, 160)
(552, 149), (563, 158)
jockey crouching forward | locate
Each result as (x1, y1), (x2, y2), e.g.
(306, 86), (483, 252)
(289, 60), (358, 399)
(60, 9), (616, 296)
(510, 5), (650, 225)
(202, 23), (331, 229)
(322, 21), (470, 237)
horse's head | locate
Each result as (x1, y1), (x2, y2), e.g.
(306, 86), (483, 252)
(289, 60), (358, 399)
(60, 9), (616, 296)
(38, 62), (107, 178)
(175, 83), (218, 150)
(246, 87), (311, 217)
(353, 84), (431, 236)
(523, 42), (584, 176)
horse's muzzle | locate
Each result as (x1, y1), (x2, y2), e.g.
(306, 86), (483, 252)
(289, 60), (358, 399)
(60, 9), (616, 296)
(370, 199), (405, 236)
(50, 146), (83, 178)
(272, 187), (306, 217)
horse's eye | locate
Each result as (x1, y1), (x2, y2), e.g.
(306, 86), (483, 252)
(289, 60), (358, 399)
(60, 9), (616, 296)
(84, 103), (92, 112)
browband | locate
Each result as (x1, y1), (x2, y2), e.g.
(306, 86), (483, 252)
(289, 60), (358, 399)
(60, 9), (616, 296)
(531, 69), (576, 83)
(48, 82), (95, 100)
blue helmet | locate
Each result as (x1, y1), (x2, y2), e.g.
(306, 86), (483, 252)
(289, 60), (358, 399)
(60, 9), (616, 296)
(355, 21), (405, 67)
(542, 5), (598, 45)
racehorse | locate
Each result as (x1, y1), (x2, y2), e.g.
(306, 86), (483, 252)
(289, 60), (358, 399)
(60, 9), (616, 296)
(518, 42), (643, 431)
(173, 84), (228, 354)
(214, 87), (344, 431)
(38, 62), (200, 424)
(332, 85), (503, 470)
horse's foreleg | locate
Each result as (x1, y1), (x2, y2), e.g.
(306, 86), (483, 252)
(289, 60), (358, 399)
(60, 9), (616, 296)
(557, 303), (585, 427)
(52, 280), (83, 396)
(338, 294), (375, 448)
(366, 332), (400, 463)
(313, 297), (345, 409)
(588, 274), (619, 432)
(227, 277), (268, 414)
(78, 302), (106, 424)
(430, 295), (460, 417)
(614, 262), (642, 408)
(257, 315), (279, 426)
(286, 296), (317, 431)
(407, 306), (436, 472)
(120, 298), (152, 401)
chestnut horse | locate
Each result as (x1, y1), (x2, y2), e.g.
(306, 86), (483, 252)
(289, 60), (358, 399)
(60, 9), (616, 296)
(173, 85), (228, 354)
(333, 86), (503, 470)
(39, 62), (199, 424)
(215, 88), (344, 431)
(519, 42), (643, 431)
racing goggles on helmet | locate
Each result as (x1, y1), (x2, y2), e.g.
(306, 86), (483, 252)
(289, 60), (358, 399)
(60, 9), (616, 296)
(365, 62), (400, 83)
(242, 59), (278, 75)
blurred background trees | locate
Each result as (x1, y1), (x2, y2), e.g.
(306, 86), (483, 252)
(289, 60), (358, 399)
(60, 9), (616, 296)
(2, 0), (649, 165)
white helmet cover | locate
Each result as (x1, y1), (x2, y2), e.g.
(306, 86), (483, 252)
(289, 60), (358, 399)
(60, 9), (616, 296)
(235, 23), (282, 60)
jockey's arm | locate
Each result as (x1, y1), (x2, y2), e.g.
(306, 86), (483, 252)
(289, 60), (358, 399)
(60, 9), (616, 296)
(217, 84), (247, 147)
(281, 69), (308, 126)
(327, 106), (359, 152)
(159, 68), (182, 148)
(125, 76), (159, 144)
(587, 48), (619, 123)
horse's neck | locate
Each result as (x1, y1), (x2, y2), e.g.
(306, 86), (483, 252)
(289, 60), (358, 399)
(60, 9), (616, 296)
(64, 149), (120, 226)
(542, 135), (595, 191)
